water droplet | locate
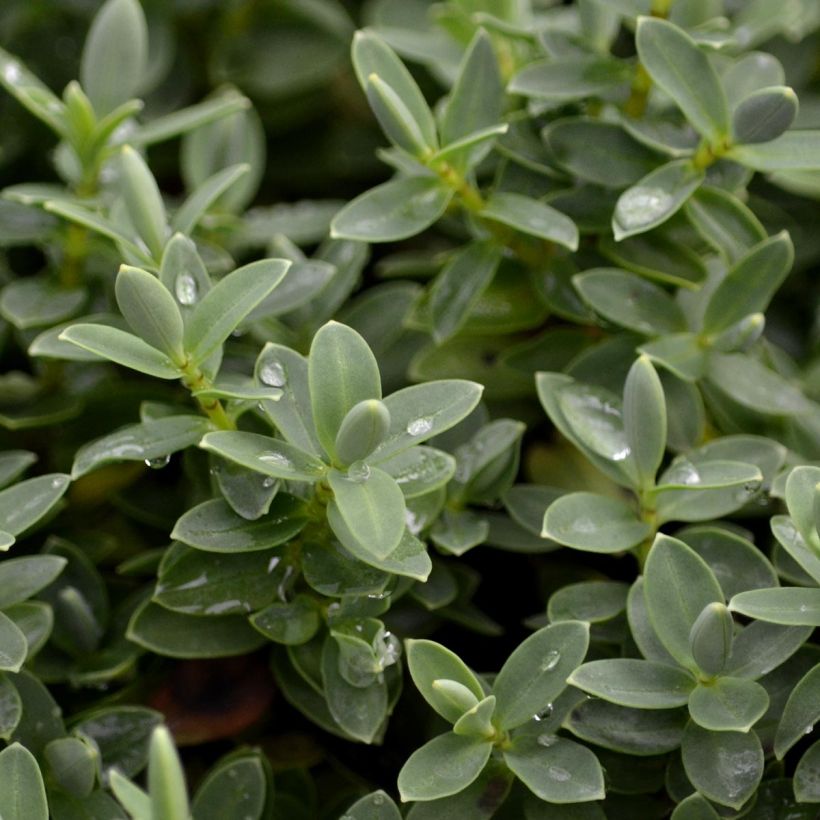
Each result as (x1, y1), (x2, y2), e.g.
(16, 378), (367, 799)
(50, 477), (64, 489)
(547, 765), (571, 782)
(617, 186), (673, 231)
(2, 61), (22, 84)
(262, 476), (276, 488)
(144, 454), (171, 469)
(259, 359), (286, 387)
(540, 650), (561, 672)
(537, 733), (559, 748)
(327, 602), (341, 616)
(533, 703), (553, 721)
(611, 447), (631, 462)
(174, 272), (198, 306)
(666, 460), (700, 486)
(805, 723), (815, 735)
(407, 416), (433, 436)
(267, 556), (281, 574)
(259, 451), (291, 469)
(372, 794), (385, 806)
(277, 565), (295, 602)
(347, 461), (371, 483)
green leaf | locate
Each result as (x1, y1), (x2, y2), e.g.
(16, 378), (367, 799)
(774, 664), (820, 758)
(623, 356), (666, 489)
(503, 733), (605, 804)
(0, 278), (86, 330)
(613, 160), (705, 241)
(452, 695), (496, 739)
(366, 74), (432, 157)
(148, 726), (189, 820)
(0, 48), (66, 135)
(172, 495), (305, 553)
(573, 268), (686, 336)
(321, 637), (387, 744)
(722, 621), (810, 680)
(670, 793), (721, 820)
(680, 723), (763, 809)
(378, 447), (456, 498)
(568, 659), (695, 708)
(345, 790), (402, 820)
(44, 736), (97, 798)
(508, 56), (631, 103)
(0, 556), (66, 608)
(114, 265), (185, 363)
(733, 86), (798, 145)
(0, 612), (27, 672)
(335, 400), (391, 466)
(636, 17), (729, 141)
(72, 415), (211, 478)
(684, 186), (767, 263)
(548, 581), (629, 624)
(441, 31), (502, 148)
(0, 743), (48, 820)
(250, 595), (320, 645)
(794, 740), (820, 803)
(185, 259), (290, 364)
(397, 732), (492, 802)
(59, 324), (181, 379)
(172, 164), (250, 236)
(127, 600), (266, 658)
(327, 467), (405, 560)
(728, 131), (820, 171)
(110, 770), (151, 818)
(546, 119), (663, 188)
(0, 674), (22, 740)
(200, 432), (328, 482)
(405, 639), (485, 724)
(730, 588), (820, 625)
(430, 242), (502, 343)
(352, 31), (437, 151)
(192, 754), (267, 820)
(309, 321), (382, 460)
(687, 677), (769, 732)
(702, 232), (794, 335)
(644, 535), (724, 670)
(600, 232), (707, 288)
(80, 0), (147, 116)
(493, 621), (589, 730)
(330, 177), (452, 242)
(118, 146), (168, 260)
(542, 493), (651, 553)
(480, 193), (579, 251)
(0, 474), (70, 537)
(370, 380), (483, 462)
(689, 603), (734, 677)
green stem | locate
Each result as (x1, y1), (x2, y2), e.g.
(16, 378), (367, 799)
(180, 364), (236, 430)
(624, 0), (673, 118)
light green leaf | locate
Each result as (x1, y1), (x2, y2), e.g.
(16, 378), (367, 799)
(110, 770), (151, 818)
(548, 580), (629, 624)
(148, 726), (189, 820)
(730, 588), (820, 626)
(192, 755), (267, 820)
(733, 86), (798, 145)
(370, 380), (483, 462)
(331, 177), (453, 243)
(345, 790), (402, 820)
(728, 131), (820, 171)
(689, 602), (734, 677)
(702, 232), (794, 335)
(0, 474), (70, 537)
(118, 146), (168, 260)
(644, 534), (724, 670)
(774, 664), (820, 758)
(795, 740), (820, 803)
(0, 613), (27, 672)
(405, 639), (485, 724)
(366, 75), (432, 157)
(0, 743), (48, 820)
(185, 258), (290, 364)
(723, 621), (810, 680)
(335, 399), (391, 466)
(613, 160), (705, 241)
(327, 467), (405, 560)
(481, 192), (579, 250)
(397, 732), (492, 802)
(568, 659), (695, 708)
(503, 734), (605, 804)
(352, 30), (437, 151)
(493, 621), (589, 730)
(200, 431), (327, 482)
(680, 723), (763, 809)
(378, 446), (456, 499)
(623, 356), (666, 489)
(115, 265), (185, 362)
(59, 324), (181, 379)
(573, 268), (686, 335)
(250, 595), (320, 646)
(0, 556), (66, 609)
(0, 48), (66, 135)
(509, 56), (631, 103)
(80, 0), (147, 116)
(688, 677), (769, 732)
(636, 17), (729, 140)
(172, 163), (250, 235)
(44, 736), (97, 798)
(309, 321), (382, 460)
(542, 493), (651, 553)
(0, 278), (86, 331)
(0, 673), (22, 740)
(600, 232), (707, 288)
(670, 793), (721, 820)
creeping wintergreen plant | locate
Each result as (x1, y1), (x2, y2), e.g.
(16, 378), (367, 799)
(2, 0), (820, 816)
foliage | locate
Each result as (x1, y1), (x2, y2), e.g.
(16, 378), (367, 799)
(0, 0), (820, 816)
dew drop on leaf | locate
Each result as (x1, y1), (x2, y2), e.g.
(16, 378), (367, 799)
(259, 359), (286, 387)
(537, 733), (559, 748)
(347, 461), (371, 483)
(533, 703), (553, 721)
(259, 451), (291, 469)
(547, 765), (571, 782)
(174, 272), (198, 306)
(540, 650), (561, 672)
(406, 416), (433, 436)
(145, 454), (171, 469)
(2, 61), (22, 84)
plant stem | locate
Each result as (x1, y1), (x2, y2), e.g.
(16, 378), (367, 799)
(180, 364), (236, 430)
